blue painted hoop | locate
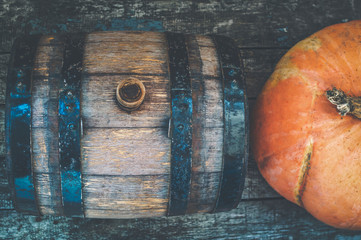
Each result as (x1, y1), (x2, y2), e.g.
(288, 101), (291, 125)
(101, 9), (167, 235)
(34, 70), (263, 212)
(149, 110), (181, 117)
(58, 34), (85, 217)
(166, 32), (193, 216)
(6, 35), (41, 215)
(212, 35), (249, 212)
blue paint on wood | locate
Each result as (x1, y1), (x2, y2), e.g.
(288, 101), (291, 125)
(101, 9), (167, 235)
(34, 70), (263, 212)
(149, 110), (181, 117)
(27, 19), (49, 35)
(6, 36), (41, 215)
(212, 35), (248, 213)
(166, 32), (192, 216)
(58, 34), (85, 217)
(61, 170), (82, 203)
(56, 24), (68, 32)
(14, 176), (34, 200)
(94, 22), (108, 31)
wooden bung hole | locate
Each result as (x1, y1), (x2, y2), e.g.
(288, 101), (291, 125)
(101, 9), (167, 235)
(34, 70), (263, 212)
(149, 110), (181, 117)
(116, 79), (146, 111)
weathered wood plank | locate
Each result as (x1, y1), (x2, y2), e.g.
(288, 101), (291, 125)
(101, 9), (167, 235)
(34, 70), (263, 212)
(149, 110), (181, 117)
(0, 199), (358, 239)
(187, 172), (221, 213)
(31, 36), (64, 216)
(187, 34), (223, 213)
(0, 157), (6, 180)
(81, 127), (227, 177)
(1, 0), (361, 237)
(242, 157), (279, 200)
(241, 48), (287, 98)
(81, 74), (170, 128)
(82, 32), (170, 129)
(196, 35), (221, 77)
(84, 32), (167, 75)
(83, 174), (169, 218)
(0, 55), (9, 106)
(0, 192), (13, 210)
(0, 156), (12, 210)
(32, 36), (63, 173)
(81, 128), (170, 176)
(86, 31), (166, 43)
(0, 106), (4, 158)
(33, 173), (60, 215)
(32, 128), (59, 174)
(1, 0), (360, 52)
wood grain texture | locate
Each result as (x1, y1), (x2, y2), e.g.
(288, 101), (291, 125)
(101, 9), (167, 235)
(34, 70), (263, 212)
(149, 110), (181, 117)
(1, 31), (279, 219)
(81, 75), (170, 128)
(0, 106), (4, 159)
(81, 32), (171, 218)
(187, 35), (223, 213)
(0, 45), (283, 211)
(31, 35), (64, 215)
(2, 0), (361, 238)
(0, 199), (355, 239)
(84, 32), (167, 75)
(80, 32), (227, 217)
(0, 48), (280, 106)
(0, 55), (8, 106)
(81, 128), (170, 176)
(196, 35), (221, 78)
(83, 174), (169, 218)
(0, 0), (359, 52)
(0, 88), (279, 215)
(86, 31), (166, 44)
(33, 173), (60, 215)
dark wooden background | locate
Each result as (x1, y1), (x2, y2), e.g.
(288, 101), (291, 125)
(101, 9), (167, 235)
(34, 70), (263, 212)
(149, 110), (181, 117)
(1, 0), (361, 239)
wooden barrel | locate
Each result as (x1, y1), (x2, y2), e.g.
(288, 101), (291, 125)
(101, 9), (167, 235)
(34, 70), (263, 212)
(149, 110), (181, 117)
(5, 32), (248, 218)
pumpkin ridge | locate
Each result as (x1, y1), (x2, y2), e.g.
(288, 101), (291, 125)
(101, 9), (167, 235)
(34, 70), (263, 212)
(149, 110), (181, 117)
(320, 30), (356, 80)
(294, 139), (313, 207)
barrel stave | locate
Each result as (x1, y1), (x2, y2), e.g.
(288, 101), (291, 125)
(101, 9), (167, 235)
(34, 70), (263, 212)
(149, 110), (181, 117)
(187, 35), (223, 214)
(32, 35), (63, 215)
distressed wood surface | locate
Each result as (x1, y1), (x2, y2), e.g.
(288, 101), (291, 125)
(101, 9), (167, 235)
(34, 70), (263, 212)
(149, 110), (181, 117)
(1, 0), (361, 239)
(28, 32), (248, 218)
(82, 74), (170, 128)
(0, 0), (360, 52)
(81, 31), (170, 128)
(0, 199), (356, 240)
(0, 48), (281, 105)
(188, 34), (223, 213)
(81, 32), (228, 218)
(82, 128), (170, 176)
(83, 174), (170, 219)
(32, 35), (64, 216)
(84, 32), (167, 75)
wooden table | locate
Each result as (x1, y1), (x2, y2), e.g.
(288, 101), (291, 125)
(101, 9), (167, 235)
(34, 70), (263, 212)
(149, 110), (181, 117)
(0, 1), (360, 239)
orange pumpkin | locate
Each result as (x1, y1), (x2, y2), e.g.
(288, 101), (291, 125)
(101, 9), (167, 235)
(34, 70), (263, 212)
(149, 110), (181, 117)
(251, 20), (361, 230)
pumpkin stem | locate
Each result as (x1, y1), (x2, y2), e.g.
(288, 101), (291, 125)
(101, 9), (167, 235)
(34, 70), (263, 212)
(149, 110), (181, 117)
(326, 88), (361, 119)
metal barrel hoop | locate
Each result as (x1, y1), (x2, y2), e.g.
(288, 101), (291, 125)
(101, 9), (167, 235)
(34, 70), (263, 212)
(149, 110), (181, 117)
(6, 35), (42, 215)
(58, 34), (85, 217)
(212, 35), (249, 212)
(166, 32), (193, 216)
